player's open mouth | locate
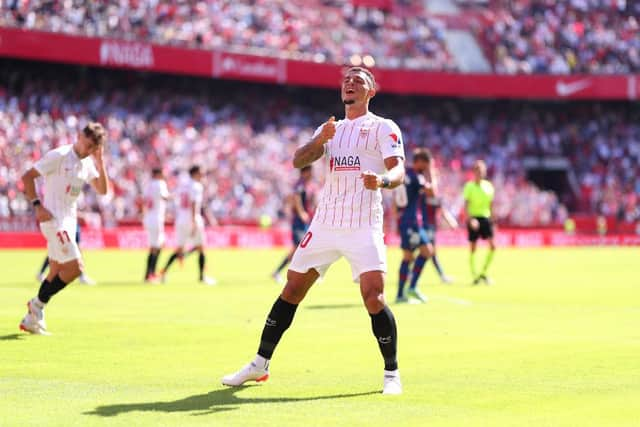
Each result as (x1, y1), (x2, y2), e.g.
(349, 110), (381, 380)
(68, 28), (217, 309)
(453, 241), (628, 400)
(346, 89), (355, 94)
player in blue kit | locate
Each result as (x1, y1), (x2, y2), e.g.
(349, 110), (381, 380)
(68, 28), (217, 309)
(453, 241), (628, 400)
(419, 156), (458, 284)
(272, 165), (316, 284)
(394, 148), (434, 303)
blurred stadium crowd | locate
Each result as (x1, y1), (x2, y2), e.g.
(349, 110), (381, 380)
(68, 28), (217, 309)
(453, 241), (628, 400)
(481, 0), (640, 74)
(2, 0), (638, 73)
(1, 62), (638, 228)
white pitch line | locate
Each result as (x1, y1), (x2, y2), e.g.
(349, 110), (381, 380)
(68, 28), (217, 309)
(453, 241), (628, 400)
(429, 295), (473, 306)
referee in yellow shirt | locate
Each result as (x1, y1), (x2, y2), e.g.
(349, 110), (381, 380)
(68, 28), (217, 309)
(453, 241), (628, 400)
(463, 160), (495, 285)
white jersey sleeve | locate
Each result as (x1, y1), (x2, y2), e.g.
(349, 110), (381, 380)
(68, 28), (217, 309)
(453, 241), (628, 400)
(377, 119), (405, 160)
(34, 149), (63, 176)
(83, 158), (100, 182)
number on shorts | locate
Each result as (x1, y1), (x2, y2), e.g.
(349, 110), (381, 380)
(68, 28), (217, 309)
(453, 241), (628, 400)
(299, 231), (313, 248)
(56, 230), (71, 245)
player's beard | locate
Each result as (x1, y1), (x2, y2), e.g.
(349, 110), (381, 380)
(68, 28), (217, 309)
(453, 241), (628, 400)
(343, 99), (355, 105)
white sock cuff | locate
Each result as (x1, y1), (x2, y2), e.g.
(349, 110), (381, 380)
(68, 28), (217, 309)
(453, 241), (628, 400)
(254, 354), (270, 369)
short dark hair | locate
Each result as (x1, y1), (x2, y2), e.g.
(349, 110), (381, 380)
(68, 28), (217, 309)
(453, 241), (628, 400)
(345, 66), (376, 89)
(151, 167), (162, 176)
(189, 165), (201, 176)
(412, 147), (432, 163)
(300, 165), (312, 173)
(83, 122), (106, 146)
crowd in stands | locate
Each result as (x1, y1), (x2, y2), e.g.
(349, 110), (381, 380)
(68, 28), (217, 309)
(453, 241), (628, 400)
(1, 0), (455, 71)
(481, 0), (640, 74)
(4, 0), (640, 74)
(2, 62), (638, 229)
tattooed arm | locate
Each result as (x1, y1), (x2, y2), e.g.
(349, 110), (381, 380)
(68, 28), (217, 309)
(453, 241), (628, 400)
(293, 117), (336, 169)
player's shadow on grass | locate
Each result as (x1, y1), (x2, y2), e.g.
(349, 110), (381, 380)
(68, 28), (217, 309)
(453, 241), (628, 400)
(0, 333), (25, 341)
(86, 386), (378, 417)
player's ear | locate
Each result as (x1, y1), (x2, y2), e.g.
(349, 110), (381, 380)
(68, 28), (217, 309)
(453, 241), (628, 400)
(368, 87), (376, 99)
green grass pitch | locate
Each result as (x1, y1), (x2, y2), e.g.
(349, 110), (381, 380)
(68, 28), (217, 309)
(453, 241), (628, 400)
(1, 246), (638, 426)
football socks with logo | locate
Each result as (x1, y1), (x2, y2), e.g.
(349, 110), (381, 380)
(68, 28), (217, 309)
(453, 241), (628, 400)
(37, 274), (69, 303)
(370, 306), (398, 371)
(409, 255), (427, 290)
(257, 297), (298, 359)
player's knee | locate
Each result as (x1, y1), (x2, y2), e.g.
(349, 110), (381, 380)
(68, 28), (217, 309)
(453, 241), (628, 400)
(281, 285), (304, 304)
(363, 290), (385, 313)
(420, 245), (434, 258)
(402, 252), (414, 262)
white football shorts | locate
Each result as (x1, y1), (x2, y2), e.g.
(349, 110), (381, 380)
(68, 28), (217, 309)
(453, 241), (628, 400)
(175, 218), (205, 247)
(39, 217), (81, 263)
(289, 221), (387, 283)
(145, 224), (165, 248)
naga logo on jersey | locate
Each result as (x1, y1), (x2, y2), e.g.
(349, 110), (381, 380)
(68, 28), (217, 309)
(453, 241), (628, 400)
(330, 155), (361, 172)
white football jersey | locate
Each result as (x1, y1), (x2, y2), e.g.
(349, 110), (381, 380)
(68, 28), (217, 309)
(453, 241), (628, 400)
(312, 112), (404, 230)
(34, 144), (99, 222)
(143, 178), (169, 227)
(175, 178), (204, 226)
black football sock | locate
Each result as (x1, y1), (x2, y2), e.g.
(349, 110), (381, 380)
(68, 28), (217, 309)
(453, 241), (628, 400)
(198, 251), (205, 280)
(163, 252), (180, 273)
(150, 251), (160, 275)
(257, 297), (298, 359)
(145, 252), (153, 279)
(37, 274), (69, 303)
(370, 306), (398, 371)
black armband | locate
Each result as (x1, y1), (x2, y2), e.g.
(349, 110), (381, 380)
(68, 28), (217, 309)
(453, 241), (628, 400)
(31, 199), (41, 207)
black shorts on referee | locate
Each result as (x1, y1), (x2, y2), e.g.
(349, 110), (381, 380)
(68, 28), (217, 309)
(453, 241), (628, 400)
(467, 217), (494, 242)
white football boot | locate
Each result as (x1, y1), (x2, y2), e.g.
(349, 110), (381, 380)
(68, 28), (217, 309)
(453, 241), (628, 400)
(222, 360), (269, 386)
(19, 298), (50, 335)
(200, 276), (217, 286)
(382, 370), (402, 395)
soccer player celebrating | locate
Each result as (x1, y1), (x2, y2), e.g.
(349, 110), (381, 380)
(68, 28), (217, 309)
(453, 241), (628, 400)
(222, 67), (406, 394)
(271, 165), (317, 284)
(160, 165), (215, 285)
(20, 122), (109, 335)
(394, 148), (434, 303)
(143, 168), (170, 283)
(463, 159), (496, 284)
(419, 155), (458, 284)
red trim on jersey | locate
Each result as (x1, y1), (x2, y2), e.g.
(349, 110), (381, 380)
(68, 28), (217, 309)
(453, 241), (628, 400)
(368, 191), (374, 227)
(364, 122), (376, 150)
(358, 185), (365, 228)
(349, 176), (357, 228)
(337, 123), (348, 149)
(346, 122), (356, 149)
(340, 176), (345, 228)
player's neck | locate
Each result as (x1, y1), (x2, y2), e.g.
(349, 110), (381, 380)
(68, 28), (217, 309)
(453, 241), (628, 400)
(344, 105), (368, 121)
(72, 144), (82, 158)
